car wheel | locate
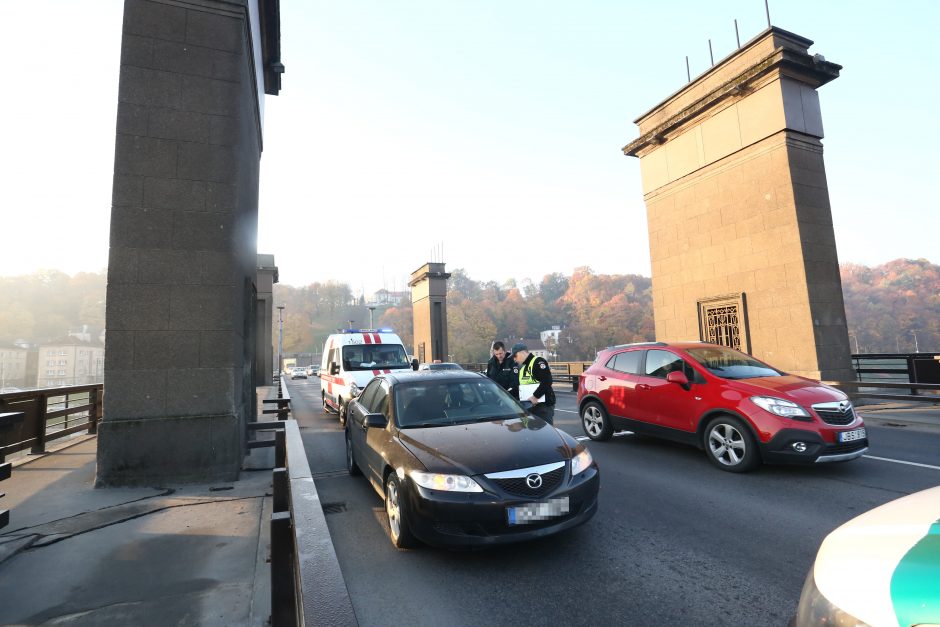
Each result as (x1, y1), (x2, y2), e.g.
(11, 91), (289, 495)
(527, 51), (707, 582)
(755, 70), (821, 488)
(581, 401), (613, 441)
(385, 473), (417, 548)
(704, 415), (760, 472)
(345, 430), (361, 476)
(338, 400), (347, 427)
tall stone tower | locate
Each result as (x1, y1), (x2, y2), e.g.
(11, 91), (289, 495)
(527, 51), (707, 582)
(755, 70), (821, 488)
(98, 0), (282, 485)
(623, 27), (853, 380)
(409, 262), (450, 363)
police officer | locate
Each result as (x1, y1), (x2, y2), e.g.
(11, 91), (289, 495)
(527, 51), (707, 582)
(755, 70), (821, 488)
(485, 341), (518, 398)
(511, 342), (556, 424)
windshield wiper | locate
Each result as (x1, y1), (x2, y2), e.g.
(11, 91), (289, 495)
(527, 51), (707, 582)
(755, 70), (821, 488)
(402, 421), (451, 428)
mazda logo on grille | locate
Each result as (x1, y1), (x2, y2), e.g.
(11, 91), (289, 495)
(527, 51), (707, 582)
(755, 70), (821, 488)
(525, 473), (543, 489)
(839, 401), (850, 413)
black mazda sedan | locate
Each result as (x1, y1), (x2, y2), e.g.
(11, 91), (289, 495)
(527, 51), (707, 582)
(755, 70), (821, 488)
(344, 370), (599, 548)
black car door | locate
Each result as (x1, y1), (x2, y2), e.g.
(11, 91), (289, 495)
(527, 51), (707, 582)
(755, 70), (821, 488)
(362, 381), (393, 483)
(349, 379), (381, 466)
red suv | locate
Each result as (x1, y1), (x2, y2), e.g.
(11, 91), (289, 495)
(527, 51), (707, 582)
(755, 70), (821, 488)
(577, 342), (868, 472)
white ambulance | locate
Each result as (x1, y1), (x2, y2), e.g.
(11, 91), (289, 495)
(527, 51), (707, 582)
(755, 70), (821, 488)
(318, 329), (416, 425)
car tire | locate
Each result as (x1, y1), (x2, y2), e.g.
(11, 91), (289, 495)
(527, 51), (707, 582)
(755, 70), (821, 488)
(345, 430), (361, 476)
(581, 401), (613, 441)
(338, 400), (347, 427)
(703, 415), (760, 472)
(384, 473), (417, 549)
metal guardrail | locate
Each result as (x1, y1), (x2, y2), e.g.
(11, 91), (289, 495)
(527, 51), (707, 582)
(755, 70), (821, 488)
(270, 383), (357, 627)
(826, 380), (940, 405)
(0, 384), (103, 463)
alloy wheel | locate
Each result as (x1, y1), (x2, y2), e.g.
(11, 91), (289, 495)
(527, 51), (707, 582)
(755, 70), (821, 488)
(386, 480), (401, 540)
(583, 405), (604, 437)
(708, 423), (746, 466)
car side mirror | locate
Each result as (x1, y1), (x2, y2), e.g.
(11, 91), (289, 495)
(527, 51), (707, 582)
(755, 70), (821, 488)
(364, 413), (388, 429)
(330, 364), (340, 375)
(412, 358), (419, 371)
(666, 371), (690, 388)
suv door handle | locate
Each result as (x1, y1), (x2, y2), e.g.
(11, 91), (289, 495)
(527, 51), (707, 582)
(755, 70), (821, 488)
(599, 376), (607, 381)
(637, 384), (650, 391)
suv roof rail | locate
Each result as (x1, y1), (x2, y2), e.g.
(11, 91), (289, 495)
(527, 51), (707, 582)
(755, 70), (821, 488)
(605, 341), (668, 350)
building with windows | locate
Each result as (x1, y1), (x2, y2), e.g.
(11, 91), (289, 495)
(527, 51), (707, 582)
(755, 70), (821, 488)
(0, 343), (29, 390)
(372, 289), (410, 306)
(36, 339), (105, 388)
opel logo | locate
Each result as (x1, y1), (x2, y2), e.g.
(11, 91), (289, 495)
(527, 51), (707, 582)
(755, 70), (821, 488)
(525, 473), (543, 489)
(839, 401), (850, 413)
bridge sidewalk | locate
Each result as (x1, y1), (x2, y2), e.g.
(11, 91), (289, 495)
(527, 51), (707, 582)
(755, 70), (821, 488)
(0, 436), (273, 626)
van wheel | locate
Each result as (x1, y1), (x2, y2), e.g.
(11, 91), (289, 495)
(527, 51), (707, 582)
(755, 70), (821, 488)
(581, 401), (613, 441)
(338, 400), (347, 426)
(704, 415), (760, 472)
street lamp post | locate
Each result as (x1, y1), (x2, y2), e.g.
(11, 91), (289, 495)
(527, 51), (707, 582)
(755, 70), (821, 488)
(367, 306), (377, 329)
(277, 304), (285, 376)
(911, 330), (920, 353)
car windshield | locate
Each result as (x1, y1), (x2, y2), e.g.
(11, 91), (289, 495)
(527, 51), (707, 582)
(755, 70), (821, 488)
(342, 345), (409, 371)
(395, 379), (525, 428)
(685, 346), (782, 379)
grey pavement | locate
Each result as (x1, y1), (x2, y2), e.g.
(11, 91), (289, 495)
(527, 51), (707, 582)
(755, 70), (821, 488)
(287, 376), (940, 627)
(0, 431), (274, 626)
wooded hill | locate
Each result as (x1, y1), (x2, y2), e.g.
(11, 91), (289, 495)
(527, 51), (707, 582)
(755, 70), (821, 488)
(0, 259), (936, 361)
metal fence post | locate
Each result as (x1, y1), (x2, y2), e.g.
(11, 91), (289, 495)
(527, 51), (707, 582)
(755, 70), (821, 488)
(31, 394), (47, 454)
(88, 387), (100, 434)
(271, 511), (298, 627)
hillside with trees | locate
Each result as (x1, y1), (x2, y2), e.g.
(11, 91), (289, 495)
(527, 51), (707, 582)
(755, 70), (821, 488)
(0, 259), (937, 359)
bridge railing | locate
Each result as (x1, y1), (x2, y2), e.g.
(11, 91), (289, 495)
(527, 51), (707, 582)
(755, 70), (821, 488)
(0, 384), (103, 463)
(269, 381), (356, 627)
(826, 380), (940, 405)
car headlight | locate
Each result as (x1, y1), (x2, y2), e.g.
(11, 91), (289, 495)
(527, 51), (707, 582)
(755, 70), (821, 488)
(750, 396), (810, 418)
(794, 569), (863, 627)
(349, 383), (360, 397)
(571, 447), (593, 475)
(409, 471), (483, 493)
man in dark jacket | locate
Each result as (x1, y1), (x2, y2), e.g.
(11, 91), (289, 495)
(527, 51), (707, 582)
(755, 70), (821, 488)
(511, 342), (556, 424)
(485, 341), (518, 399)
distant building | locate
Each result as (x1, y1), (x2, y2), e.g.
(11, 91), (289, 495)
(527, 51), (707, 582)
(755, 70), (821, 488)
(0, 343), (29, 390)
(372, 289), (410, 306)
(36, 338), (105, 388)
(540, 326), (563, 350)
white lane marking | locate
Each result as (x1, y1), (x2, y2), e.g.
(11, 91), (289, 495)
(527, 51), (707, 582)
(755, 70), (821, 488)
(556, 409), (577, 414)
(575, 431), (633, 442)
(863, 455), (940, 471)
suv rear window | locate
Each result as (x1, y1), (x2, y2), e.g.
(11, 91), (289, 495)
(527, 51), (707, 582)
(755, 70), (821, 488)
(606, 351), (642, 374)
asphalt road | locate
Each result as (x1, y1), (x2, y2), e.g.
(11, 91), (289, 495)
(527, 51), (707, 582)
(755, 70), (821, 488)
(286, 376), (940, 627)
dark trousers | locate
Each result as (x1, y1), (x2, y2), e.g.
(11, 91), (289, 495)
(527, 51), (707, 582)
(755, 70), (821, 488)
(530, 403), (555, 425)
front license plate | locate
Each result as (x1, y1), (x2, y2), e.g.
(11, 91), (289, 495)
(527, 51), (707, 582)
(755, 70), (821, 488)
(507, 497), (570, 526)
(838, 427), (866, 443)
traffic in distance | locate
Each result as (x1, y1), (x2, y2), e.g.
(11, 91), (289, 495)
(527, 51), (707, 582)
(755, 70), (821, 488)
(298, 329), (937, 624)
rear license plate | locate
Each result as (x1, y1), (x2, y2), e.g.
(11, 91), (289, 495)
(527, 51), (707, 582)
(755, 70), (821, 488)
(838, 427), (866, 443)
(507, 497), (570, 526)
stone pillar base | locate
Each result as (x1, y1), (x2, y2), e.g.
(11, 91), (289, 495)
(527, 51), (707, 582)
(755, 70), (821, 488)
(96, 414), (241, 487)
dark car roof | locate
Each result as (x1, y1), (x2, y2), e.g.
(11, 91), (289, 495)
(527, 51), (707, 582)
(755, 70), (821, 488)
(384, 370), (485, 385)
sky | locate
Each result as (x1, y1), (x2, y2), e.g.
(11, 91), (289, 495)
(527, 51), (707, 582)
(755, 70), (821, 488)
(1, 1), (938, 294)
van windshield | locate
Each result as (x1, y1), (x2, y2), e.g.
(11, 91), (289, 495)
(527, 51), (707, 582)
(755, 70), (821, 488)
(342, 345), (409, 371)
(685, 346), (782, 380)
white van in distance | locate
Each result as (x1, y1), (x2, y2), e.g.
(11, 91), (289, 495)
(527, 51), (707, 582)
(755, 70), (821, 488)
(319, 329), (415, 424)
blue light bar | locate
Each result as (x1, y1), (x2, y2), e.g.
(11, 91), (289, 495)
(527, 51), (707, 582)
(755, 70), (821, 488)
(377, 328), (394, 333)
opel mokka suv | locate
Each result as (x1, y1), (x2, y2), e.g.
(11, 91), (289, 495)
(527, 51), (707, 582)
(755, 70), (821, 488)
(577, 342), (867, 472)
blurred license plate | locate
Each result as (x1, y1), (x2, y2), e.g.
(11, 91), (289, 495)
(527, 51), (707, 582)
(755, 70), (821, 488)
(507, 497), (569, 526)
(839, 428), (866, 443)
